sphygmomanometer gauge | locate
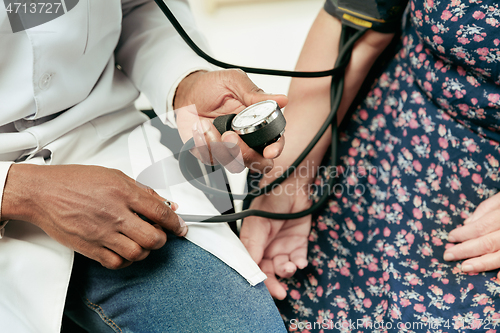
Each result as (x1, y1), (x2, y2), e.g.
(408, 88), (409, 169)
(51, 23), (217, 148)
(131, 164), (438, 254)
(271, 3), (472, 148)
(213, 100), (286, 154)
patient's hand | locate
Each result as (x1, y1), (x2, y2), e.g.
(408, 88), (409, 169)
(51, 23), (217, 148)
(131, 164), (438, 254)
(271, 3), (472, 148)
(444, 192), (500, 276)
(240, 180), (311, 300)
(1, 164), (187, 269)
(173, 69), (288, 174)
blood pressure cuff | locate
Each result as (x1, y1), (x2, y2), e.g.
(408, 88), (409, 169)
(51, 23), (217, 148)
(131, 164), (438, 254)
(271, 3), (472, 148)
(324, 0), (408, 33)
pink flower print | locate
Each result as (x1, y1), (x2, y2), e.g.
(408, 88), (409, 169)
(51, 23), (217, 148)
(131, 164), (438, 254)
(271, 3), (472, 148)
(346, 218), (356, 230)
(413, 195), (422, 207)
(477, 47), (489, 56)
(400, 298), (411, 307)
(413, 160), (422, 172)
(405, 233), (415, 245)
(475, 294), (489, 305)
(486, 17), (499, 27)
(486, 154), (499, 168)
(443, 89), (453, 98)
(433, 35), (443, 44)
(435, 165), (443, 177)
(473, 11), (485, 19)
(432, 237), (443, 246)
(358, 109), (369, 120)
(317, 222), (328, 231)
(472, 173), (483, 184)
(467, 143), (477, 153)
(459, 166), (470, 177)
(290, 289), (301, 300)
(443, 294), (456, 304)
(457, 37), (470, 45)
(363, 298), (372, 308)
(316, 286), (323, 297)
(430, 285), (443, 295)
(413, 208), (423, 219)
(340, 266), (350, 276)
(487, 93), (500, 104)
(438, 137), (449, 149)
(336, 297), (347, 309)
(423, 81), (433, 92)
(448, 175), (461, 190)
(441, 10), (452, 20)
(405, 273), (420, 285)
(414, 304), (426, 312)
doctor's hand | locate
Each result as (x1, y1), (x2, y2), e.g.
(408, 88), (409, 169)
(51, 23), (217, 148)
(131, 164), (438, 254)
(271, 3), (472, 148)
(444, 192), (500, 277)
(240, 180), (312, 300)
(1, 164), (188, 270)
(173, 69), (288, 174)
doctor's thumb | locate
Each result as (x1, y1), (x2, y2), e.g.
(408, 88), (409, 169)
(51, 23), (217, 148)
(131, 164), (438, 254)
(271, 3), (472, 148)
(245, 90), (288, 110)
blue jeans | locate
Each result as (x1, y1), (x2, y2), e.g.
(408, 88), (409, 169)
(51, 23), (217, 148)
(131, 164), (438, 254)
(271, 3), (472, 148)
(64, 235), (286, 333)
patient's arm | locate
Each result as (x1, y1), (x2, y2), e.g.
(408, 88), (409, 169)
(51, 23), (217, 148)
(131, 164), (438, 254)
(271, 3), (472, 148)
(240, 9), (395, 299)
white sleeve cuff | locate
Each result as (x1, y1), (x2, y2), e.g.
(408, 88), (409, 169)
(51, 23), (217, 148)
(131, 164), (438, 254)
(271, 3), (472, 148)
(163, 67), (213, 128)
(0, 162), (14, 238)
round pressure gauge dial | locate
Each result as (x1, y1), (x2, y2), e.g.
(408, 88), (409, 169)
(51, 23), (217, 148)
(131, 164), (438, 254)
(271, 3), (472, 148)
(213, 100), (286, 154)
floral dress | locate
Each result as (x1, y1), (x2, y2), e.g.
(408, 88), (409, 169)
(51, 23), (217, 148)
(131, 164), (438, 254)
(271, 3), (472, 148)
(277, 0), (500, 331)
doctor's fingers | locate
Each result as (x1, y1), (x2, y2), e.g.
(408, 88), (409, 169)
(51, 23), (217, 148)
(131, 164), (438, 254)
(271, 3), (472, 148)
(447, 209), (500, 244)
(102, 233), (152, 263)
(192, 117), (275, 173)
(221, 131), (274, 173)
(192, 122), (245, 173)
(89, 247), (133, 270)
(128, 187), (187, 237)
(118, 213), (168, 250)
(109, 170), (180, 211)
(192, 119), (247, 173)
(222, 69), (288, 109)
(262, 135), (285, 160)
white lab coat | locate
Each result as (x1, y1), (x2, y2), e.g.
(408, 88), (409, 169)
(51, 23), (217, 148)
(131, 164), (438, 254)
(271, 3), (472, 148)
(0, 1), (265, 332)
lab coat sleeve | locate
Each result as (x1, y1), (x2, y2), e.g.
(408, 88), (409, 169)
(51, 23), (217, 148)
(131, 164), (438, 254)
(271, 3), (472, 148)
(117, 0), (215, 128)
(0, 162), (14, 238)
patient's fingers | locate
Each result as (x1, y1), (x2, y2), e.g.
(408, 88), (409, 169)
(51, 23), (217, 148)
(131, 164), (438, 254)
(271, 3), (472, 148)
(260, 259), (287, 300)
(463, 192), (500, 225)
(290, 246), (309, 269)
(274, 254), (297, 278)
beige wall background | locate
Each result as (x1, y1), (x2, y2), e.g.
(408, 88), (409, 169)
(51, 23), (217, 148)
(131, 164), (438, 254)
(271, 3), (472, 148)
(136, 0), (324, 109)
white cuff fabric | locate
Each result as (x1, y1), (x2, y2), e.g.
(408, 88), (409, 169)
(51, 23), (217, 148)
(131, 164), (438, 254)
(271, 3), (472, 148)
(164, 67), (212, 128)
(0, 162), (14, 238)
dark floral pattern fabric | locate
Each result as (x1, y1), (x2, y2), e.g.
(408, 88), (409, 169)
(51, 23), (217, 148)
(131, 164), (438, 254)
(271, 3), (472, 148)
(277, 0), (500, 331)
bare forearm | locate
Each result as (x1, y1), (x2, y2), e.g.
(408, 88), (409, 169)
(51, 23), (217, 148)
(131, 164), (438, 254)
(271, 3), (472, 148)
(262, 10), (394, 186)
